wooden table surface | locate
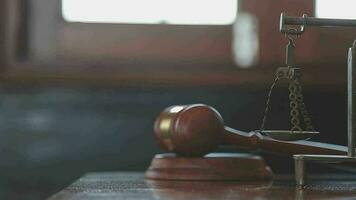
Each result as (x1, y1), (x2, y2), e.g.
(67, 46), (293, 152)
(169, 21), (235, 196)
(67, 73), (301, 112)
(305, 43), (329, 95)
(49, 172), (356, 200)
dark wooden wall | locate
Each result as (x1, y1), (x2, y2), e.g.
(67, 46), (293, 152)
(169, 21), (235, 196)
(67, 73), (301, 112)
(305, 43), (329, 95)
(1, 0), (355, 89)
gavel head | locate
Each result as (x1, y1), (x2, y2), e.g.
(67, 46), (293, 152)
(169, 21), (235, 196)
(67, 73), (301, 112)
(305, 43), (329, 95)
(154, 104), (224, 157)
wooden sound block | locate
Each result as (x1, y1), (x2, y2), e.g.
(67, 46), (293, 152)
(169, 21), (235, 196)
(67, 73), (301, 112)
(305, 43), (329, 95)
(145, 153), (273, 181)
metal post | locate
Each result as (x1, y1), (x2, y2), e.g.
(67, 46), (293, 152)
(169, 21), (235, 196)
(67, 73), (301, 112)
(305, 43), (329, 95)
(294, 155), (306, 188)
(348, 42), (356, 157)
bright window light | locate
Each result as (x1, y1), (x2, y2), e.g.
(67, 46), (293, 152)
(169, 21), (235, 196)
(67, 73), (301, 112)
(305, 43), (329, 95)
(315, 0), (356, 19)
(62, 0), (237, 25)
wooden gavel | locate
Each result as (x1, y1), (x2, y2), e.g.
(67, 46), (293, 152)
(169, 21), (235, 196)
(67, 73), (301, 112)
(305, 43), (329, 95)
(154, 104), (347, 157)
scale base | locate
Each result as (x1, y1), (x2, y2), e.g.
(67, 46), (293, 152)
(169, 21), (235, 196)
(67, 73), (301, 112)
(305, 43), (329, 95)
(294, 154), (356, 187)
(145, 153), (273, 181)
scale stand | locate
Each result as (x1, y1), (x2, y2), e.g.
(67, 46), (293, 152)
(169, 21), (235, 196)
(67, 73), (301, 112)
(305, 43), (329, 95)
(279, 13), (356, 188)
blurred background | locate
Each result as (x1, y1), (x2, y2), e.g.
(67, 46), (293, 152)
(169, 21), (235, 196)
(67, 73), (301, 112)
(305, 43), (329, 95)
(1, 0), (356, 199)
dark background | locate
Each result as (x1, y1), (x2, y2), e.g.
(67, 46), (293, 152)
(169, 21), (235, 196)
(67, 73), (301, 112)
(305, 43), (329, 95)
(0, 0), (354, 199)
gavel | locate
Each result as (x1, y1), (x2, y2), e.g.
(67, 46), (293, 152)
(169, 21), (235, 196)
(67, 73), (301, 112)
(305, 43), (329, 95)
(154, 104), (347, 157)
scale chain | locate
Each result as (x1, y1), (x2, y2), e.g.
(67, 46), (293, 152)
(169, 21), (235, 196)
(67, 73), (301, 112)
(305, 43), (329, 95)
(259, 76), (279, 132)
(289, 78), (314, 131)
(260, 67), (315, 133)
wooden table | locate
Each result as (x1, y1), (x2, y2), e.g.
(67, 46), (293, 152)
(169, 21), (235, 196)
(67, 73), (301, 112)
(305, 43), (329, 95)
(49, 172), (356, 200)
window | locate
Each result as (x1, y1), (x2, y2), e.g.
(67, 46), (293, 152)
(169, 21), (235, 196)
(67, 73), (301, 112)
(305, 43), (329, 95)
(315, 0), (356, 19)
(62, 0), (238, 25)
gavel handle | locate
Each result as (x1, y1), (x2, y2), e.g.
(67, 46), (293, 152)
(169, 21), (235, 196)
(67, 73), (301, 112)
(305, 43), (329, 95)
(223, 127), (347, 155)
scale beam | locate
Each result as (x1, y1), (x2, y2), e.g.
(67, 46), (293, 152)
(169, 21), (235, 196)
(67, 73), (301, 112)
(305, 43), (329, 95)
(281, 12), (356, 28)
(280, 13), (356, 35)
